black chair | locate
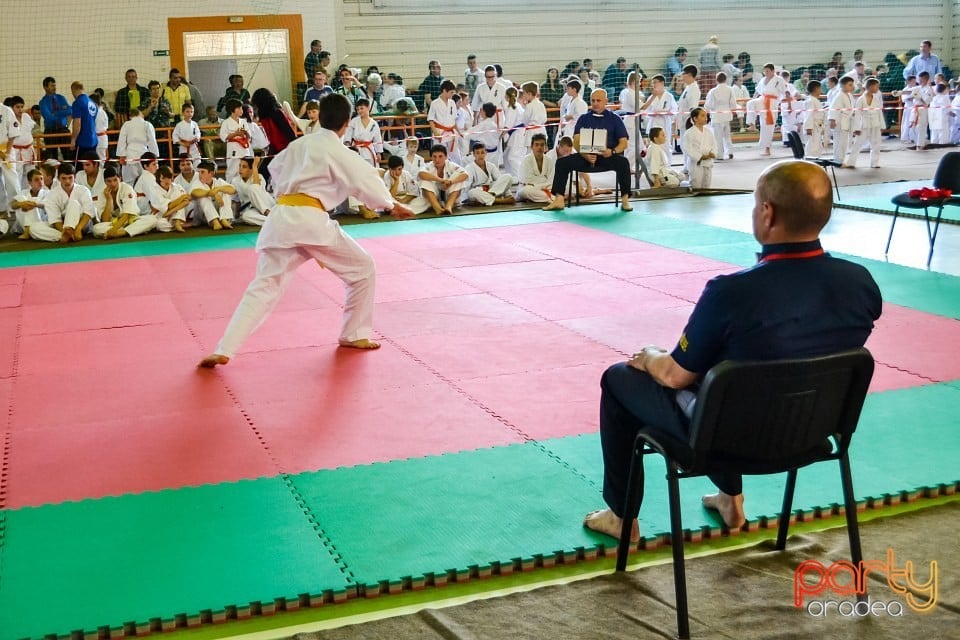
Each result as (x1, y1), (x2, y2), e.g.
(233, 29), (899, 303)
(886, 151), (960, 267)
(567, 169), (622, 205)
(786, 131), (842, 200)
(615, 348), (875, 640)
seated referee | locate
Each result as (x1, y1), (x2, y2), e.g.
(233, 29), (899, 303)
(544, 88), (633, 212)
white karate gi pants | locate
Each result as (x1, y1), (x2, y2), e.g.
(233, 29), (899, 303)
(845, 128), (882, 167)
(467, 175), (513, 205)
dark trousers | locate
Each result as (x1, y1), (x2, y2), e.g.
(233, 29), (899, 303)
(42, 125), (70, 161)
(551, 152), (632, 198)
(599, 362), (742, 519)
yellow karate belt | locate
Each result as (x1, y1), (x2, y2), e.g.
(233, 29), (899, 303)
(277, 193), (325, 209)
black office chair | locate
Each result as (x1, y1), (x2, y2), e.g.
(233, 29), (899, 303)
(616, 348), (875, 640)
(886, 151), (960, 267)
(786, 131), (842, 200)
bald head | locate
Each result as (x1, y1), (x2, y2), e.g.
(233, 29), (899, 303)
(589, 88), (608, 113)
(756, 160), (832, 238)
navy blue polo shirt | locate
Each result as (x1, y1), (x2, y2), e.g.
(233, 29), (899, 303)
(71, 93), (99, 149)
(573, 109), (628, 150)
(671, 240), (882, 374)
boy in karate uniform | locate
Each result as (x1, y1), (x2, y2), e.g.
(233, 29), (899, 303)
(116, 107), (159, 184)
(150, 166), (192, 233)
(384, 155), (430, 215)
(191, 160), (236, 230)
(93, 165), (156, 239)
(704, 71), (738, 159)
(803, 80), (826, 156)
(8, 169), (47, 239)
(418, 143), (468, 215)
(463, 103), (502, 168)
(464, 142), (513, 206)
(755, 63), (786, 156)
(173, 103), (202, 166)
(29, 162), (96, 242)
(845, 77), (884, 168)
(219, 99), (252, 182)
(232, 155), (275, 226)
(517, 133), (555, 203)
(344, 98), (383, 166)
(828, 76), (855, 164)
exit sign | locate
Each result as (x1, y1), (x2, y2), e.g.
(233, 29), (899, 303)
(153, 49), (170, 57)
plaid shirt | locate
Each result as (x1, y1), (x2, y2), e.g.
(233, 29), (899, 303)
(417, 74), (445, 110)
(114, 84), (151, 117)
(304, 52), (324, 80)
(217, 88), (251, 116)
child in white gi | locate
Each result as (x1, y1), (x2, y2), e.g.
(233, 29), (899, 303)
(29, 162), (96, 243)
(7, 98), (37, 188)
(344, 98), (383, 167)
(116, 107), (159, 184)
(560, 80), (588, 141)
(91, 93), (109, 161)
(501, 86), (525, 178)
(846, 77), (885, 168)
(191, 160), (236, 230)
(232, 155), (276, 226)
(755, 63), (786, 156)
(704, 71), (738, 159)
(8, 169), (47, 239)
(803, 80), (827, 157)
(418, 144), (468, 215)
(929, 83), (952, 145)
(173, 103), (202, 165)
(517, 133), (555, 203)
(646, 127), (682, 188)
(464, 142), (514, 206)
(284, 100), (322, 136)
(641, 75), (676, 140)
(829, 77), (855, 164)
(911, 72), (934, 149)
(676, 65), (701, 151)
(220, 99), (252, 183)
(198, 93), (414, 368)
(463, 103), (502, 168)
(93, 165), (155, 239)
(401, 136), (426, 175)
(900, 76), (918, 144)
(680, 108), (718, 189)
(133, 153), (160, 215)
(427, 80), (460, 162)
(150, 165), (191, 233)
(619, 72), (647, 171)
(384, 155), (430, 215)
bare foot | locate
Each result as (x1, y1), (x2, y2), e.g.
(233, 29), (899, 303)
(18, 231), (31, 240)
(761, 149), (771, 156)
(73, 227), (84, 241)
(198, 354), (230, 368)
(620, 199), (633, 212)
(174, 220), (185, 233)
(338, 338), (381, 350)
(441, 208), (453, 216)
(211, 219), (223, 231)
(583, 508), (640, 542)
(543, 198), (566, 211)
(359, 205), (380, 219)
(59, 230), (73, 243)
(494, 196), (516, 205)
(702, 492), (746, 529)
(221, 219), (233, 229)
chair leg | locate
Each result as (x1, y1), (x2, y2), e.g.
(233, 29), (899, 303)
(776, 469), (798, 550)
(839, 451), (867, 602)
(615, 442), (645, 572)
(926, 206), (944, 267)
(667, 467), (690, 640)
(884, 206), (900, 255)
(829, 165), (841, 201)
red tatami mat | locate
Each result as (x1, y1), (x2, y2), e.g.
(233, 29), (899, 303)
(866, 302), (960, 382)
(241, 382), (526, 474)
(5, 406), (277, 509)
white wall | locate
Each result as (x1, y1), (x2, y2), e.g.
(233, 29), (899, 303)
(338, 0), (952, 88)
(1, 1), (955, 111)
(0, 1), (337, 109)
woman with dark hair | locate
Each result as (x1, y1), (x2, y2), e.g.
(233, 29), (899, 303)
(541, 67), (563, 107)
(249, 88), (298, 182)
(562, 60), (581, 78)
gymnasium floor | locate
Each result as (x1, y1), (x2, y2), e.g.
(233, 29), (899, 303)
(0, 170), (958, 639)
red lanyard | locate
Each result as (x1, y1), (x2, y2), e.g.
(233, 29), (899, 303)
(760, 248), (825, 262)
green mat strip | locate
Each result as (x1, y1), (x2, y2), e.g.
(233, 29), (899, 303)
(2, 381), (956, 639)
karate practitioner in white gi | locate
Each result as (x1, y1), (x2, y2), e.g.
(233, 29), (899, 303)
(845, 78), (885, 168)
(29, 162), (96, 243)
(704, 72), (738, 159)
(516, 133), (555, 203)
(199, 94), (413, 368)
(464, 143), (514, 206)
(231, 155), (276, 226)
(828, 77), (855, 165)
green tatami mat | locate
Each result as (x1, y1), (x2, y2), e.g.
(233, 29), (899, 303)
(0, 479), (351, 640)
(289, 442), (611, 589)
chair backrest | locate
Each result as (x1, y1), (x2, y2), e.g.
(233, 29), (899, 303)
(932, 152), (960, 192)
(786, 131), (804, 160)
(687, 348), (875, 472)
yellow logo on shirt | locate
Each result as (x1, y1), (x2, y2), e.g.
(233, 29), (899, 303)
(679, 333), (689, 352)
